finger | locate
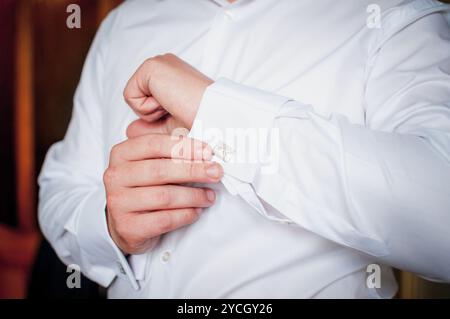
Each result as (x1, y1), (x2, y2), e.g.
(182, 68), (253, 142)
(130, 95), (161, 117)
(111, 134), (212, 164)
(138, 108), (168, 123)
(118, 159), (223, 186)
(115, 185), (216, 212)
(132, 208), (202, 238)
(126, 118), (167, 138)
(126, 117), (185, 138)
(123, 63), (154, 116)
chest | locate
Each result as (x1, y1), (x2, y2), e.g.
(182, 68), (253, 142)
(101, 1), (375, 157)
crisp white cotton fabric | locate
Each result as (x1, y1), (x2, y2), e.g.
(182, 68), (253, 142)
(38, 0), (450, 298)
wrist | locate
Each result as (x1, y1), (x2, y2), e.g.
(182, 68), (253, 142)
(184, 78), (213, 129)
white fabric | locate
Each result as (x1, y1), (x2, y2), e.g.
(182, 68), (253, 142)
(38, 0), (450, 298)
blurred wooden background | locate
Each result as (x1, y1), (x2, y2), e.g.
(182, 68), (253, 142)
(0, 0), (449, 298)
(0, 0), (122, 298)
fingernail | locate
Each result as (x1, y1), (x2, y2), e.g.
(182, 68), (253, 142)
(206, 163), (222, 179)
(206, 189), (216, 202)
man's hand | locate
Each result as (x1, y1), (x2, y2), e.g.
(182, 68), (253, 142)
(126, 116), (184, 138)
(104, 134), (223, 255)
(123, 53), (213, 129)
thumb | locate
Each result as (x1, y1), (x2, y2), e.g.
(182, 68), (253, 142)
(126, 117), (187, 139)
(123, 61), (167, 122)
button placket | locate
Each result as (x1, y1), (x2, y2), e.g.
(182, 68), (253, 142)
(200, 8), (235, 75)
(224, 9), (234, 20)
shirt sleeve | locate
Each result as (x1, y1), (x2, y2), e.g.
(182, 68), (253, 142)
(38, 9), (139, 289)
(189, 9), (450, 281)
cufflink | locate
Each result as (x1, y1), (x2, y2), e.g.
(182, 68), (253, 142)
(213, 142), (234, 163)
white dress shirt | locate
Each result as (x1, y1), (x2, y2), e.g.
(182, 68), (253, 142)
(38, 0), (450, 298)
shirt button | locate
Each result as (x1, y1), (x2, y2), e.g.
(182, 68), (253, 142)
(161, 251), (171, 263)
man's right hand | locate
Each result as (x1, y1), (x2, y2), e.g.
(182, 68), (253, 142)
(103, 133), (223, 255)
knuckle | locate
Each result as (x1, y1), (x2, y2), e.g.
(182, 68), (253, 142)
(106, 192), (121, 211)
(102, 169), (110, 186)
(145, 56), (159, 70)
(125, 123), (136, 139)
(144, 57), (155, 65)
(110, 144), (122, 160)
(103, 166), (118, 186)
(162, 52), (174, 59)
(123, 87), (131, 104)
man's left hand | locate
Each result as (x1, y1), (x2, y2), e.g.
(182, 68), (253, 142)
(123, 53), (213, 129)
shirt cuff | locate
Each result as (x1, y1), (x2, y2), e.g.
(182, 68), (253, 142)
(64, 187), (139, 290)
(189, 78), (291, 185)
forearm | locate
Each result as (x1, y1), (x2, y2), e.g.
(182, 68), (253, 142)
(189, 76), (450, 281)
(260, 103), (450, 279)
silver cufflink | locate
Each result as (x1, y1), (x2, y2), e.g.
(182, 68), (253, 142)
(213, 142), (234, 163)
